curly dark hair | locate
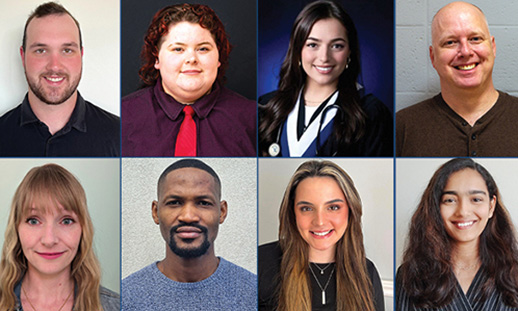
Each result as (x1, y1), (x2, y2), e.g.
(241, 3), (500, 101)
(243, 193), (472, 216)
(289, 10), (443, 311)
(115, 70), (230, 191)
(399, 158), (518, 308)
(139, 3), (231, 87)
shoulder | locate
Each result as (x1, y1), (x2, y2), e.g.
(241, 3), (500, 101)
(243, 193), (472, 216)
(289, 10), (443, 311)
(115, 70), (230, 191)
(122, 87), (154, 104)
(259, 241), (282, 259)
(396, 96), (440, 119)
(258, 90), (277, 106)
(217, 87), (256, 110)
(0, 104), (22, 124)
(219, 258), (257, 287)
(100, 286), (120, 311)
(258, 242), (282, 283)
(122, 263), (157, 289)
(83, 100), (120, 125)
(497, 91), (518, 108)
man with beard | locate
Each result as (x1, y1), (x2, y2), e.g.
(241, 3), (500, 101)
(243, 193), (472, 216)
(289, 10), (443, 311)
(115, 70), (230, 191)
(122, 159), (257, 311)
(0, 2), (119, 156)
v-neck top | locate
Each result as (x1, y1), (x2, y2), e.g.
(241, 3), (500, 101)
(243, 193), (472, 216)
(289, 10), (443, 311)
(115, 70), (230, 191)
(396, 268), (518, 310)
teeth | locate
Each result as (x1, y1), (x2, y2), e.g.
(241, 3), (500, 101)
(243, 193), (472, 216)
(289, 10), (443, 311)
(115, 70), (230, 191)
(46, 77), (64, 82)
(458, 64), (476, 70)
(456, 221), (474, 227)
(313, 230), (331, 236)
(315, 66), (332, 73)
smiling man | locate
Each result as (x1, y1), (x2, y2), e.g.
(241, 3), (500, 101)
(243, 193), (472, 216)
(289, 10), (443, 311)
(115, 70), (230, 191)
(122, 159), (257, 311)
(396, 1), (518, 157)
(0, 2), (119, 156)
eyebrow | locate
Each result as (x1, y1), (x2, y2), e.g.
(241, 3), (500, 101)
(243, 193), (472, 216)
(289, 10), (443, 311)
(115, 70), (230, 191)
(167, 41), (215, 47)
(295, 199), (345, 206)
(162, 194), (216, 201)
(306, 37), (347, 42)
(28, 42), (79, 49)
(441, 190), (487, 196)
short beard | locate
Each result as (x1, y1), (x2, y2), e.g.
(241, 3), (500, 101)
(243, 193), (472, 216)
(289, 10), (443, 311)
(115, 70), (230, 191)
(26, 70), (81, 105)
(168, 223), (210, 259)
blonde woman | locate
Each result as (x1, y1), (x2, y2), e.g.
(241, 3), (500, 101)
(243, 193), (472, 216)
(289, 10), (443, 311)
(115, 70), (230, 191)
(0, 164), (119, 311)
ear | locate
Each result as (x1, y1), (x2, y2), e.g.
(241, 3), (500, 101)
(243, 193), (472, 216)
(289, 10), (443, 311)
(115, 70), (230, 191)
(20, 46), (25, 67)
(219, 200), (228, 224)
(489, 195), (496, 218)
(491, 36), (496, 56)
(152, 200), (160, 225)
(154, 58), (160, 70)
(429, 45), (435, 69)
(81, 47), (84, 57)
(217, 61), (221, 68)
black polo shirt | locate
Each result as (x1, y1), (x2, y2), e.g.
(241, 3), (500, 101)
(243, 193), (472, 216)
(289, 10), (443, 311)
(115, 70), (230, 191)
(0, 93), (120, 157)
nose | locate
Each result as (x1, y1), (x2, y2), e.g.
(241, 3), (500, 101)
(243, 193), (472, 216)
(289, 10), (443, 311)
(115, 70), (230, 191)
(46, 52), (63, 71)
(185, 49), (198, 64)
(455, 198), (471, 217)
(318, 46), (331, 63)
(312, 209), (326, 226)
(458, 39), (473, 58)
(177, 202), (200, 223)
(41, 223), (59, 246)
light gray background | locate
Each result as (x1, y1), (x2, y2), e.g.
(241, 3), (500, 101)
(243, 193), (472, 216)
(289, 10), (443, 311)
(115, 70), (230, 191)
(396, 158), (518, 269)
(0, 0), (120, 116)
(0, 159), (120, 293)
(122, 158), (257, 278)
(259, 158), (393, 311)
(396, 0), (518, 111)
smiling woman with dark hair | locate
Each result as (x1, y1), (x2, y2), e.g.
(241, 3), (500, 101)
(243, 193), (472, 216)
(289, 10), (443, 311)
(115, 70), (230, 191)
(397, 158), (518, 310)
(259, 0), (392, 157)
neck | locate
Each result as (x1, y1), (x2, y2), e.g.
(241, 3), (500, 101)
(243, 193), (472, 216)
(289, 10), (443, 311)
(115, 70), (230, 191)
(22, 268), (74, 308)
(451, 240), (480, 273)
(308, 246), (336, 263)
(27, 90), (77, 135)
(440, 83), (499, 126)
(158, 246), (220, 283)
(303, 81), (337, 107)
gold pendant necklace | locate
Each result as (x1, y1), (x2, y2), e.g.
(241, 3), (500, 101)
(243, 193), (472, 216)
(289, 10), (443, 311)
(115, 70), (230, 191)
(22, 284), (73, 311)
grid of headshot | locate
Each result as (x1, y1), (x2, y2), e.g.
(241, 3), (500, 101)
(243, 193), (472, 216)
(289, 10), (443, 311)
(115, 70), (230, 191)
(0, 0), (517, 310)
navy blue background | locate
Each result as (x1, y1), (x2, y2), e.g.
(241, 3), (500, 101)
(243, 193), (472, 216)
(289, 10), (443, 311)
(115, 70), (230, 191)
(258, 0), (394, 112)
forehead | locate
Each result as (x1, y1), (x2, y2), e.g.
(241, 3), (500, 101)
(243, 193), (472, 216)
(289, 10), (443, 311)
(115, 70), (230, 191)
(308, 18), (347, 38)
(160, 167), (218, 196)
(161, 21), (216, 46)
(25, 14), (80, 46)
(444, 169), (487, 191)
(295, 176), (344, 197)
(432, 4), (489, 40)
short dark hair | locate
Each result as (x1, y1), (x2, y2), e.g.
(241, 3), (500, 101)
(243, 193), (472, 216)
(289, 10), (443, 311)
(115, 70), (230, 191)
(22, 2), (83, 51)
(157, 159), (221, 198)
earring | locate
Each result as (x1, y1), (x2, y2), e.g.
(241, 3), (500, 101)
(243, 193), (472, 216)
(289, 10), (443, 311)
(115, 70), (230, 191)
(345, 57), (351, 69)
(299, 60), (302, 67)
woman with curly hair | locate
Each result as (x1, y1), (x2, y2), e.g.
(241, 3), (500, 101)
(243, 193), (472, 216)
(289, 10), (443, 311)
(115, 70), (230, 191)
(259, 0), (392, 157)
(0, 164), (119, 311)
(259, 160), (384, 310)
(397, 158), (518, 310)
(122, 4), (255, 157)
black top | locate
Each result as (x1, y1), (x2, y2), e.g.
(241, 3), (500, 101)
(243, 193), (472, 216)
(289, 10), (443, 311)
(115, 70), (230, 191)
(0, 93), (120, 157)
(258, 91), (393, 157)
(259, 241), (385, 311)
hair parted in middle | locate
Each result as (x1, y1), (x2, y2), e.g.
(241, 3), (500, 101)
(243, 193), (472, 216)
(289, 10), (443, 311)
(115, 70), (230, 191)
(0, 164), (102, 311)
(139, 3), (231, 87)
(259, 0), (366, 155)
(399, 158), (518, 308)
(277, 160), (375, 311)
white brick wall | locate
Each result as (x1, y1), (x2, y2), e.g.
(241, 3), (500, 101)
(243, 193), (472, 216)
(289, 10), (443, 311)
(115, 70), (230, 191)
(396, 0), (518, 111)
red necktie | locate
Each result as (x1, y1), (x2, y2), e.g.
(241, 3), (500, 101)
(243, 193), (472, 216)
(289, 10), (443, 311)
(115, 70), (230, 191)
(174, 105), (196, 156)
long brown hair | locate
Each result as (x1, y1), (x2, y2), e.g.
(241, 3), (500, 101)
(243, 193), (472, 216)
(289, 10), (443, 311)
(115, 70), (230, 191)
(278, 160), (375, 310)
(399, 158), (518, 308)
(259, 0), (365, 156)
(0, 164), (103, 311)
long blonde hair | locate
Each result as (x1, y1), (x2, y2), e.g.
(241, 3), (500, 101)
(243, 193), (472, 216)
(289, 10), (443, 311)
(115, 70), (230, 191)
(278, 160), (375, 311)
(0, 164), (103, 311)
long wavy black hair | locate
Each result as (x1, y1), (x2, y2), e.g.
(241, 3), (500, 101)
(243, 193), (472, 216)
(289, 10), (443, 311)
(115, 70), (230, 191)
(399, 158), (518, 308)
(259, 0), (365, 156)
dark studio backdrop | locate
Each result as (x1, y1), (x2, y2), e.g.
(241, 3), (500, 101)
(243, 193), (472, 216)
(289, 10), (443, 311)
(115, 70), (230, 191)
(258, 0), (394, 112)
(121, 0), (257, 100)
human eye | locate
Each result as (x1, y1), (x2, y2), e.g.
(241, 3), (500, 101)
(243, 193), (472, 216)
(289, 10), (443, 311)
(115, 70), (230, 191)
(470, 36), (483, 43)
(34, 48), (46, 54)
(61, 218), (75, 225)
(198, 46), (211, 52)
(165, 199), (182, 206)
(63, 48), (74, 54)
(472, 196), (484, 203)
(198, 200), (213, 207)
(331, 43), (345, 50)
(328, 205), (340, 211)
(443, 40), (457, 47)
(441, 196), (456, 204)
(306, 42), (317, 48)
(300, 206), (312, 212)
(170, 46), (184, 53)
(26, 217), (40, 225)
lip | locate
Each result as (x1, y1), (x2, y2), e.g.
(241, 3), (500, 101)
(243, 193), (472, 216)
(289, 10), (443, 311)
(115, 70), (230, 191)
(310, 229), (334, 238)
(313, 65), (334, 74)
(451, 220), (477, 229)
(43, 75), (66, 85)
(181, 69), (202, 75)
(454, 63), (478, 71)
(36, 251), (65, 259)
(175, 226), (202, 239)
